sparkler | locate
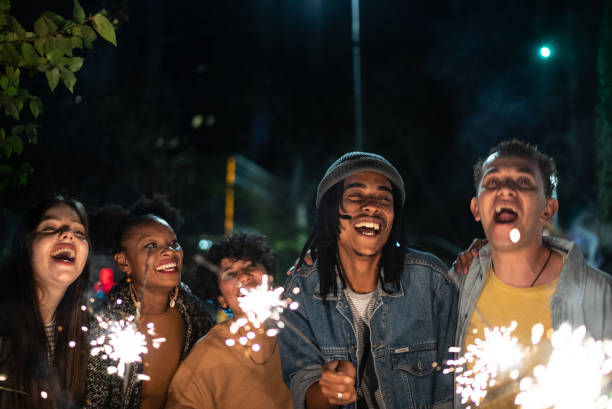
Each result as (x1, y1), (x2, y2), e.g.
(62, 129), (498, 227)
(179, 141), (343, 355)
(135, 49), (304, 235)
(90, 314), (150, 378)
(446, 321), (524, 408)
(515, 323), (612, 409)
(229, 274), (327, 362)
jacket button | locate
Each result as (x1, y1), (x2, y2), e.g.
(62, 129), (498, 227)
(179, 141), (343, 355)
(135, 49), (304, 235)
(296, 360), (303, 368)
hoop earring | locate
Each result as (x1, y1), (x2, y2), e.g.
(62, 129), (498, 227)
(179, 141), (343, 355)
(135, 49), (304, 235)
(169, 286), (179, 308)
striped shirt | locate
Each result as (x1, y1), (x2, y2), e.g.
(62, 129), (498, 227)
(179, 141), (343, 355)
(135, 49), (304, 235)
(43, 320), (57, 366)
(345, 286), (382, 409)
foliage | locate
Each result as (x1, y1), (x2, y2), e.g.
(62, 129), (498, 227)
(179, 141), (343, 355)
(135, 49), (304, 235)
(0, 0), (116, 191)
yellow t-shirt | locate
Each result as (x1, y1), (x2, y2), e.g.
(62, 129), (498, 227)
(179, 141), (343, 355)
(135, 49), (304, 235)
(465, 266), (559, 408)
(140, 307), (186, 409)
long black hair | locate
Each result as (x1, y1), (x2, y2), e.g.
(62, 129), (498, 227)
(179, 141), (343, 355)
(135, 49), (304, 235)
(296, 180), (406, 301)
(0, 195), (90, 408)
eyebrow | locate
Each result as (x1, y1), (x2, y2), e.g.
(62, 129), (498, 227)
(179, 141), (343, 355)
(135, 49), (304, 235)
(221, 261), (255, 273)
(344, 182), (392, 193)
(483, 166), (536, 177)
(39, 215), (84, 225)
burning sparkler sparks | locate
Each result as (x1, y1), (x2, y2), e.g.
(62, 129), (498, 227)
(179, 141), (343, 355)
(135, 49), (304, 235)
(446, 321), (524, 408)
(515, 324), (612, 409)
(235, 274), (287, 330)
(510, 228), (521, 244)
(90, 312), (164, 378)
(225, 274), (327, 362)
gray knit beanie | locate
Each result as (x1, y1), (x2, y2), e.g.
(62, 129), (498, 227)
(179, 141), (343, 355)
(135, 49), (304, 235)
(316, 152), (405, 208)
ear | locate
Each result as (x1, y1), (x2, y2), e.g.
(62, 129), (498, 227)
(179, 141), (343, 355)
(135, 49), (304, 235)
(470, 197), (481, 222)
(217, 295), (227, 309)
(114, 252), (130, 274)
(541, 197), (559, 222)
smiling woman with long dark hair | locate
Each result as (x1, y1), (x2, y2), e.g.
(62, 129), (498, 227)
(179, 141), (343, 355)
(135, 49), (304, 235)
(85, 197), (214, 409)
(0, 195), (91, 409)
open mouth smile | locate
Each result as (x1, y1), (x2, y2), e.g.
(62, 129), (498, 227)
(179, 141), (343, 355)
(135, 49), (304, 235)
(494, 205), (518, 224)
(354, 220), (382, 237)
(51, 245), (76, 263)
(156, 261), (179, 273)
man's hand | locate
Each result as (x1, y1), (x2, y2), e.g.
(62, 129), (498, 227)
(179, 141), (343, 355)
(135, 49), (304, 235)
(306, 360), (357, 408)
(452, 239), (487, 275)
(319, 360), (357, 405)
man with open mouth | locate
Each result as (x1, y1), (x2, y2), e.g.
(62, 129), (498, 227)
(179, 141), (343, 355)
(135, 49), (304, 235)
(454, 139), (612, 408)
(278, 152), (458, 409)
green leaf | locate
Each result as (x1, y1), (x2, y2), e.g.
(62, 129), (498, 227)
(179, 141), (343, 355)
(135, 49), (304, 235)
(91, 13), (116, 46)
(34, 38), (46, 55)
(11, 125), (24, 135)
(2, 98), (19, 120)
(5, 85), (16, 96)
(8, 134), (23, 155)
(60, 36), (73, 57)
(25, 124), (38, 143)
(41, 13), (60, 30)
(70, 36), (83, 50)
(8, 16), (25, 38)
(66, 56), (83, 72)
(29, 98), (41, 118)
(0, 0), (10, 12)
(45, 67), (60, 91)
(0, 44), (20, 66)
(2, 136), (11, 157)
(73, 0), (86, 24)
(0, 76), (7, 91)
(60, 67), (76, 93)
(21, 43), (38, 65)
(44, 37), (63, 66)
(34, 15), (49, 36)
(79, 25), (97, 49)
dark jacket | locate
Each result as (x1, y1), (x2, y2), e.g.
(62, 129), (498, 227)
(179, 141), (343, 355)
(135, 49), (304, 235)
(85, 279), (215, 408)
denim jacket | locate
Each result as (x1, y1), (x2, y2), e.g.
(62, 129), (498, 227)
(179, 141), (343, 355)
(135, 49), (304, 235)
(455, 236), (612, 408)
(278, 249), (458, 409)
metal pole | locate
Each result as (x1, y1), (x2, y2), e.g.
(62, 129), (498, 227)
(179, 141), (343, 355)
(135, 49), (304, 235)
(225, 156), (236, 234)
(351, 0), (364, 150)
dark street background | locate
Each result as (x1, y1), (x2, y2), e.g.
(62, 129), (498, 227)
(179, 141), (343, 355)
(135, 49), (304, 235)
(2, 0), (609, 280)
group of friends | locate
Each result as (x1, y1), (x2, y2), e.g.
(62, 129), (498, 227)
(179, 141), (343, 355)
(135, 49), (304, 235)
(0, 139), (610, 409)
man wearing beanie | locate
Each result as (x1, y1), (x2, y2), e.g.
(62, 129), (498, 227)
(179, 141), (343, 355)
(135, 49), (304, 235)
(278, 152), (457, 409)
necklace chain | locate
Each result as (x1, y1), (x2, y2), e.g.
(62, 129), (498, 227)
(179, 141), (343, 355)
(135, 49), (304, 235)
(246, 338), (278, 366)
(529, 247), (553, 287)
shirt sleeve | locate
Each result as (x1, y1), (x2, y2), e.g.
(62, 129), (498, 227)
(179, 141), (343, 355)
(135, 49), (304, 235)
(277, 270), (324, 409)
(433, 267), (459, 407)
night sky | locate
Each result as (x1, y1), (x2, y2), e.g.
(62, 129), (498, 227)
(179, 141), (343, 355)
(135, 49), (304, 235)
(2, 0), (607, 275)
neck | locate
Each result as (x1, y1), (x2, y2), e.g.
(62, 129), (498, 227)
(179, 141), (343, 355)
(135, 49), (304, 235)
(132, 282), (171, 315)
(490, 240), (556, 287)
(38, 285), (67, 324)
(337, 247), (380, 293)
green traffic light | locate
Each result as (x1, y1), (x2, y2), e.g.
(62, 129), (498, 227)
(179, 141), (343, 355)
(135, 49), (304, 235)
(540, 46), (551, 58)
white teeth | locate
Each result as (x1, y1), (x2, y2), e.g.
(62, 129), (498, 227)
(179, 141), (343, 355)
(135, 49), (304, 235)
(354, 222), (380, 230)
(495, 205), (517, 214)
(51, 247), (75, 258)
(156, 262), (177, 271)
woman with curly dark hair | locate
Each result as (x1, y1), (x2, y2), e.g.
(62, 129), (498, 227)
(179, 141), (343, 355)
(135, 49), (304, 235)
(85, 196), (214, 409)
(0, 195), (91, 409)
